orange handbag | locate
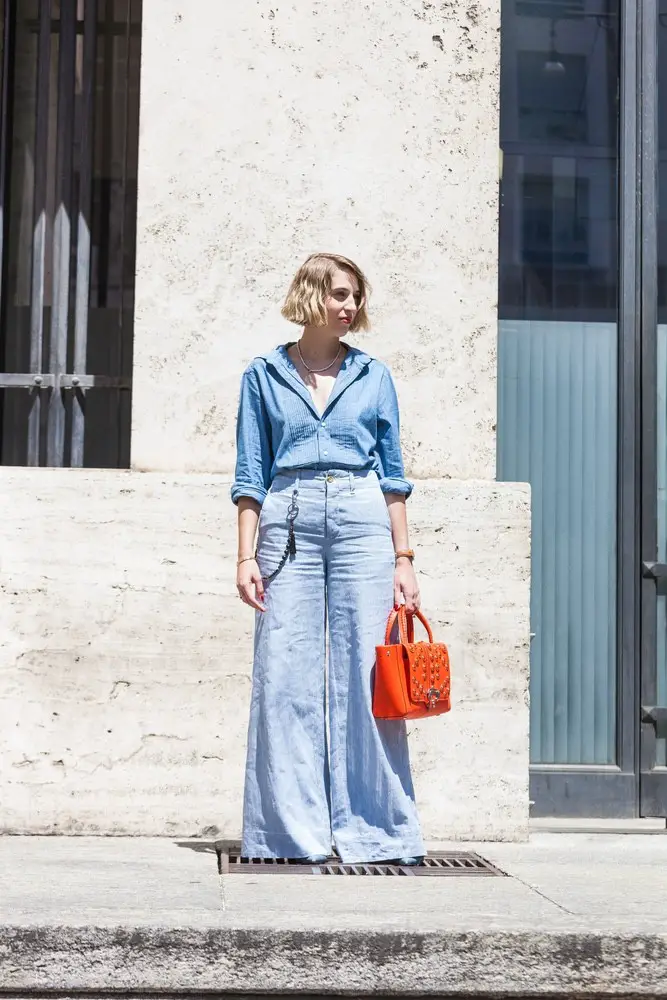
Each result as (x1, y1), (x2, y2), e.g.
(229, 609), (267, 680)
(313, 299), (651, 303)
(373, 607), (451, 720)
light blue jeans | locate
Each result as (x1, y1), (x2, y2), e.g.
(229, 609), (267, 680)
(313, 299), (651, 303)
(242, 468), (425, 864)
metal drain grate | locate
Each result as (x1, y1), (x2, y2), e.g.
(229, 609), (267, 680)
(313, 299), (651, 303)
(215, 842), (505, 877)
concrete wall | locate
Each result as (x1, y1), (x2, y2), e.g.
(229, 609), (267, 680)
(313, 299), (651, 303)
(0, 471), (530, 840)
(131, 0), (501, 478)
(0, 0), (533, 840)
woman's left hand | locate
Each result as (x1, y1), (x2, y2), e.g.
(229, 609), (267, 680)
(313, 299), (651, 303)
(394, 558), (420, 613)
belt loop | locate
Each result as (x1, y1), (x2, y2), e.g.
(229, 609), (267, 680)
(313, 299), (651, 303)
(295, 470), (301, 492)
(349, 470), (355, 495)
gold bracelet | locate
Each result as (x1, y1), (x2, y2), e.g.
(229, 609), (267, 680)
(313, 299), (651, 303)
(237, 555), (257, 566)
(395, 549), (415, 562)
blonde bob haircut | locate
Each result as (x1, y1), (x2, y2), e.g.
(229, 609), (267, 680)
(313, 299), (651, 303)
(281, 253), (371, 333)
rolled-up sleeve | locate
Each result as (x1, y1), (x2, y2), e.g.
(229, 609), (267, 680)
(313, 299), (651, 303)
(376, 367), (413, 498)
(231, 365), (273, 506)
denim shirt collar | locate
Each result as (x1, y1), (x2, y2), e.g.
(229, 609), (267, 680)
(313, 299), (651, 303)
(262, 343), (372, 419)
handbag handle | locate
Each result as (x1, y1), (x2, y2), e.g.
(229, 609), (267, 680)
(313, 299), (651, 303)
(384, 607), (434, 645)
(384, 607), (414, 645)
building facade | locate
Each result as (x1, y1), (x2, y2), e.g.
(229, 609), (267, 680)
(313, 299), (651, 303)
(8, 0), (662, 834)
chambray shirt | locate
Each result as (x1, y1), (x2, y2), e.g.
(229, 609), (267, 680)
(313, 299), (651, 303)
(231, 344), (413, 505)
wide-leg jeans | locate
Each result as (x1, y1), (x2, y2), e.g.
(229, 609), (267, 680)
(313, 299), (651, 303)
(242, 468), (425, 863)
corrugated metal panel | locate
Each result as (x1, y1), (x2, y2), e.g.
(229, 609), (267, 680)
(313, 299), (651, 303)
(498, 320), (617, 765)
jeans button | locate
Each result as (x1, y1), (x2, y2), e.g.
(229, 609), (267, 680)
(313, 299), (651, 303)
(326, 475), (335, 483)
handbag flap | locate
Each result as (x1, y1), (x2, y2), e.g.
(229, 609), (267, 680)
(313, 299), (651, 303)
(404, 641), (450, 710)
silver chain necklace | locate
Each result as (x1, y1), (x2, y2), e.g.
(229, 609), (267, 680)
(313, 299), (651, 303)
(297, 340), (342, 374)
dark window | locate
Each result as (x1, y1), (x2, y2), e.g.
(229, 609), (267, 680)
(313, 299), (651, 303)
(0, 0), (141, 467)
(499, 0), (619, 323)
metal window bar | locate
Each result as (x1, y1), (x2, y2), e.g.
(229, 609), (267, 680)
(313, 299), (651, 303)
(0, 0), (12, 374)
(0, 0), (14, 472)
(118, 0), (138, 469)
(27, 0), (51, 466)
(71, 0), (96, 467)
(0, 0), (137, 468)
(46, 0), (76, 467)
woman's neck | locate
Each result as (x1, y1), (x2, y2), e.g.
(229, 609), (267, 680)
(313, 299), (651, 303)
(298, 327), (342, 363)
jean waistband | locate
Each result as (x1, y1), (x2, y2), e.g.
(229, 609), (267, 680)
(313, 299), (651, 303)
(271, 468), (379, 491)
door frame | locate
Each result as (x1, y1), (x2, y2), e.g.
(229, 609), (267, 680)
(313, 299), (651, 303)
(637, 0), (667, 816)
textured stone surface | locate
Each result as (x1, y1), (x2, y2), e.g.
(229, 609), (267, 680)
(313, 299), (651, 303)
(0, 469), (529, 840)
(1, 836), (667, 995)
(5, 926), (667, 996)
(132, 0), (500, 478)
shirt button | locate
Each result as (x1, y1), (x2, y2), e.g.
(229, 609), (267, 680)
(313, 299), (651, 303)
(323, 450), (328, 456)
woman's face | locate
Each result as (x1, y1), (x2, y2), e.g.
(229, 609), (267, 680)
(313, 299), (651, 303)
(324, 268), (361, 335)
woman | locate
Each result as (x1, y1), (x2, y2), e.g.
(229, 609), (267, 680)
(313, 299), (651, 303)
(232, 253), (424, 865)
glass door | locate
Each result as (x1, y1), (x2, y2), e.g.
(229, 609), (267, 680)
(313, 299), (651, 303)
(500, 0), (667, 818)
(497, 0), (635, 816)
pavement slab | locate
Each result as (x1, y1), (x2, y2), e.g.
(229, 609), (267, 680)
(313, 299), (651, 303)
(1, 834), (667, 995)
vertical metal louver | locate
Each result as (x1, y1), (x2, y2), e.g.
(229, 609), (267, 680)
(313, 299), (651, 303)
(0, 0), (141, 467)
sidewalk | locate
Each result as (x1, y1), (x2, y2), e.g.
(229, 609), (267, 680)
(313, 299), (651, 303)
(2, 833), (667, 996)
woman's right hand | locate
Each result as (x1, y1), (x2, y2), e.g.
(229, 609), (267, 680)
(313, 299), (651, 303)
(236, 558), (265, 612)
